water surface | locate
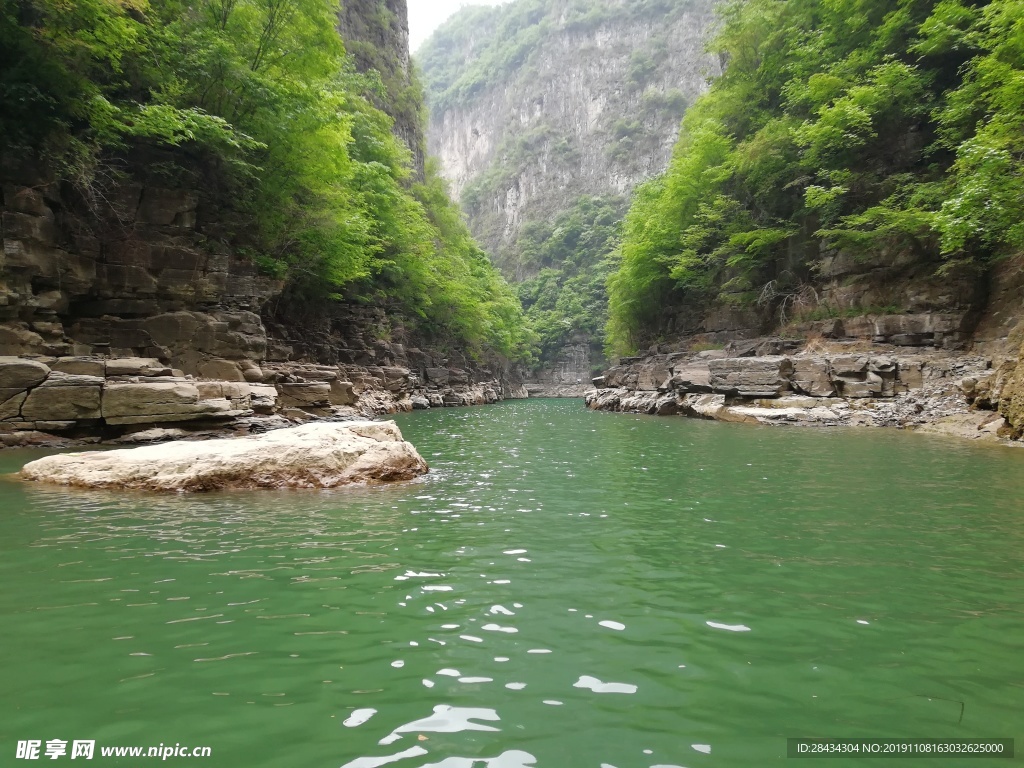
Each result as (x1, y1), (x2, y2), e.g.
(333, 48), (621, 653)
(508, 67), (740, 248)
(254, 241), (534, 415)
(1, 400), (1022, 766)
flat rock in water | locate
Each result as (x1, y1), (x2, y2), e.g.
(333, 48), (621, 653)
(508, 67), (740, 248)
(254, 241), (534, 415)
(19, 421), (428, 492)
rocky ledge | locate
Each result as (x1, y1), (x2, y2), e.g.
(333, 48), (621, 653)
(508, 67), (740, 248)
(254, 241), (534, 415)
(586, 342), (1021, 443)
(19, 421), (428, 492)
(0, 354), (527, 449)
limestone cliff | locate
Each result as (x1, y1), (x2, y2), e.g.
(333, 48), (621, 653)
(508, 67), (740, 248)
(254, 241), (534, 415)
(419, 0), (719, 278)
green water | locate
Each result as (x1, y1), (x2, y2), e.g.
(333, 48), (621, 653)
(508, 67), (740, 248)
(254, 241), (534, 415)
(1, 399), (1022, 767)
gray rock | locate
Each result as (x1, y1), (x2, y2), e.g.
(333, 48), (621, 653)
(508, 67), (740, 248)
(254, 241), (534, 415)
(897, 360), (925, 390)
(791, 358), (836, 397)
(830, 355), (869, 377)
(709, 356), (794, 397)
(425, 367), (450, 385)
(668, 364), (712, 393)
(635, 360), (672, 391)
(102, 382), (236, 425)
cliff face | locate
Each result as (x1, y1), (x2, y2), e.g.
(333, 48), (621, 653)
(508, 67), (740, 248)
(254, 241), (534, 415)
(419, 0), (720, 278)
(339, 0), (426, 176)
(0, 153), (277, 374)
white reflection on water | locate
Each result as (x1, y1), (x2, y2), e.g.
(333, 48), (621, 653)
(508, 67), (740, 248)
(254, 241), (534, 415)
(341, 745), (427, 768)
(706, 621), (751, 632)
(377, 704), (500, 746)
(343, 708), (377, 728)
(573, 675), (638, 694)
(420, 751), (537, 767)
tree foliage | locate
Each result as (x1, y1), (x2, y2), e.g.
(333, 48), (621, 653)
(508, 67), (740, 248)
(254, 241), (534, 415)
(0, 0), (532, 360)
(515, 196), (623, 364)
(606, 0), (1024, 354)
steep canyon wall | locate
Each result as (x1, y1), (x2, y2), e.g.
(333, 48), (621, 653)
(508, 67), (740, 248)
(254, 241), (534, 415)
(423, 0), (720, 273)
(419, 0), (721, 386)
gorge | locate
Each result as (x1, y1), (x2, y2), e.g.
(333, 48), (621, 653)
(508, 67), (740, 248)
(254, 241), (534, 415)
(2, 1), (1024, 765)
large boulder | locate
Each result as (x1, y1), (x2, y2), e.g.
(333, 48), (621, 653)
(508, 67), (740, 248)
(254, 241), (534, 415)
(635, 361), (672, 392)
(20, 421), (429, 492)
(829, 355), (895, 398)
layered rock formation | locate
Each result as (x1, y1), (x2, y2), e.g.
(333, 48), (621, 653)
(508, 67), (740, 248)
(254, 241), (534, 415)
(20, 421), (428, 492)
(587, 344), (1008, 440)
(0, 0), (532, 449)
(0, 164), (525, 448)
(0, 351), (522, 448)
(523, 341), (595, 398)
(0, 161), (277, 367)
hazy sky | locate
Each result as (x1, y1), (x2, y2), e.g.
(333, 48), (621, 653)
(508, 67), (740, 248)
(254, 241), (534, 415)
(408, 0), (509, 53)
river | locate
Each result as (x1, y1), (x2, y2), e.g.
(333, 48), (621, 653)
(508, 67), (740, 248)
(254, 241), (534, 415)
(1, 399), (1022, 766)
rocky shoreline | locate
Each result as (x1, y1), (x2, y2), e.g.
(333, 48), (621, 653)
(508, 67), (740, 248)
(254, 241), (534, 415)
(0, 354), (526, 450)
(585, 340), (1024, 445)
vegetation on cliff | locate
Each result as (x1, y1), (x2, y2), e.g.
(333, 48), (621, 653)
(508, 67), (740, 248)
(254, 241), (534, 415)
(418, 0), (700, 113)
(515, 196), (622, 362)
(0, 0), (532, 360)
(607, 0), (1024, 353)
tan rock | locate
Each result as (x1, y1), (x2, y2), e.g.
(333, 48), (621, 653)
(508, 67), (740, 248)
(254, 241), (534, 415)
(197, 358), (244, 382)
(0, 357), (50, 390)
(330, 380), (357, 406)
(790, 358), (835, 397)
(249, 384), (279, 414)
(278, 382), (331, 408)
(999, 337), (1024, 437)
(101, 382), (238, 425)
(0, 390), (27, 420)
(22, 385), (102, 421)
(106, 358), (172, 377)
(709, 357), (794, 397)
(21, 421), (429, 492)
(51, 357), (106, 377)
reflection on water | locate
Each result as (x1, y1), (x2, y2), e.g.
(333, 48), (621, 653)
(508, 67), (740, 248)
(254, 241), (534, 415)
(1, 400), (1023, 767)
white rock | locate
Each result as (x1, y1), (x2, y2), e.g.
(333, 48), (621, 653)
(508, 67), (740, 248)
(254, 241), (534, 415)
(20, 421), (428, 492)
